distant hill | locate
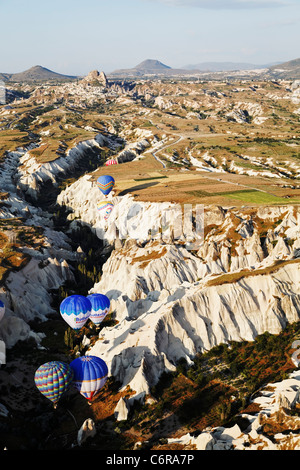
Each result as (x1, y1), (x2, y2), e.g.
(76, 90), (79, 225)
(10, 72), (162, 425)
(183, 61), (277, 72)
(109, 57), (300, 80)
(269, 58), (300, 79)
(135, 59), (171, 72)
(2, 58), (300, 83)
(0, 72), (12, 82)
(108, 58), (281, 79)
(109, 59), (187, 78)
(0, 65), (78, 82)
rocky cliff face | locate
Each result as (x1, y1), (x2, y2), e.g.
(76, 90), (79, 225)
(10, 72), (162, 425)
(17, 133), (108, 198)
(2, 126), (300, 447)
(1, 254), (75, 348)
(86, 242), (300, 397)
(0, 147), (79, 349)
(0, 131), (157, 350)
(2, 134), (300, 450)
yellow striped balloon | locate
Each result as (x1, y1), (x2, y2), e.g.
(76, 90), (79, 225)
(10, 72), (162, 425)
(97, 200), (114, 220)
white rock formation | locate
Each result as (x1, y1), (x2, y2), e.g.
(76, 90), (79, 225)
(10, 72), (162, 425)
(0, 403), (9, 418)
(86, 253), (300, 397)
(0, 148), (77, 349)
(77, 418), (96, 446)
(114, 397), (129, 421)
(17, 133), (108, 198)
(56, 172), (300, 399)
(0, 253), (75, 348)
(58, 179), (195, 248)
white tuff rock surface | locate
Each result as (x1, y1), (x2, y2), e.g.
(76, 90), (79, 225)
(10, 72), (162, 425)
(88, 250), (300, 397)
(17, 133), (108, 198)
(114, 397), (129, 421)
(56, 173), (300, 400)
(77, 418), (96, 446)
(0, 147), (78, 349)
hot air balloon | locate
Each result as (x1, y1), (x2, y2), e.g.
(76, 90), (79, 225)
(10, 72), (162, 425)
(86, 293), (111, 326)
(0, 300), (5, 322)
(105, 159), (118, 166)
(34, 361), (73, 408)
(97, 175), (115, 196)
(70, 356), (108, 402)
(60, 295), (91, 330)
(97, 200), (114, 220)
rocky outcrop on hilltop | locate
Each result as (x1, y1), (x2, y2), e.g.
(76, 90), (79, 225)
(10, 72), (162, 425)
(81, 70), (108, 87)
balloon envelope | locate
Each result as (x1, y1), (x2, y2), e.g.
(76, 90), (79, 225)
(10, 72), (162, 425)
(70, 356), (108, 401)
(97, 175), (115, 196)
(60, 295), (91, 330)
(34, 361), (73, 407)
(105, 159), (118, 166)
(87, 293), (111, 326)
(0, 300), (5, 322)
(97, 200), (114, 220)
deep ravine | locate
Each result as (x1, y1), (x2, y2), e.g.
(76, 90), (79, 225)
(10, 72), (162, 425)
(0, 139), (117, 450)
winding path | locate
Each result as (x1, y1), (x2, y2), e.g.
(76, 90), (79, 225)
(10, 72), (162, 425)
(148, 135), (183, 168)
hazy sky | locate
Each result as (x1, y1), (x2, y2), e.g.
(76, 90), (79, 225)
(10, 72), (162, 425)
(0, 0), (299, 75)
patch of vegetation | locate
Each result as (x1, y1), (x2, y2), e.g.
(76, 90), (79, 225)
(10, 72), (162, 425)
(0, 130), (30, 161)
(206, 258), (300, 287)
(185, 190), (210, 197)
(0, 219), (46, 285)
(137, 321), (300, 440)
(223, 189), (294, 204)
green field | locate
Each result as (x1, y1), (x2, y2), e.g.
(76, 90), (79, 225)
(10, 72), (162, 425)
(221, 189), (299, 204)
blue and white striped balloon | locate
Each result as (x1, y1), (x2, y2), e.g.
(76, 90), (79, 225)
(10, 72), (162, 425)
(70, 355), (108, 401)
(86, 293), (111, 326)
(0, 300), (5, 322)
(60, 295), (91, 330)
